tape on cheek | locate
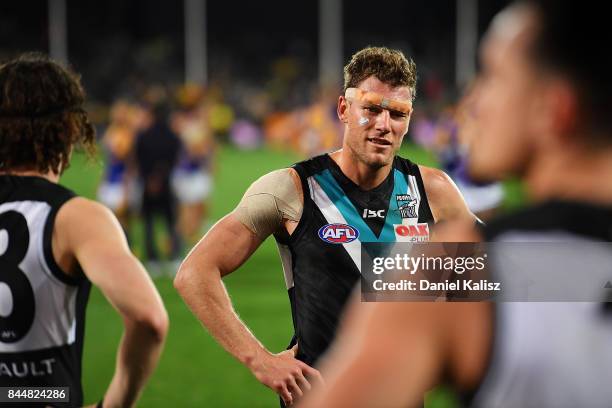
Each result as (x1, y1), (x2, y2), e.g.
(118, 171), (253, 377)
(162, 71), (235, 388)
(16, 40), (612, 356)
(358, 116), (370, 126)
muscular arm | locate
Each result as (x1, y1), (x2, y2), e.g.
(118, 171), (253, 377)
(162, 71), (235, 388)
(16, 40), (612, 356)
(175, 213), (268, 364)
(419, 165), (477, 224)
(56, 198), (168, 408)
(174, 168), (322, 405)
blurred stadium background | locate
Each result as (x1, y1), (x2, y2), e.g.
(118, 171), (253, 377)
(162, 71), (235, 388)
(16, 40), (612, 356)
(2, 0), (523, 406)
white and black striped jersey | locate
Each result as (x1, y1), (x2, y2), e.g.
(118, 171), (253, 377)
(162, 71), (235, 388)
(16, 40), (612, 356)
(0, 175), (90, 407)
(470, 201), (612, 408)
(277, 154), (434, 366)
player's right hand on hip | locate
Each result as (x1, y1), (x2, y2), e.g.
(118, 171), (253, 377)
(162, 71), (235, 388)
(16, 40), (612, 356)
(247, 346), (324, 406)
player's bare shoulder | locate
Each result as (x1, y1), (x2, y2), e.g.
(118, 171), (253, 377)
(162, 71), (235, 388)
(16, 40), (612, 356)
(418, 166), (457, 199)
(418, 165), (473, 223)
(54, 197), (127, 256)
(56, 196), (123, 234)
(51, 196), (127, 276)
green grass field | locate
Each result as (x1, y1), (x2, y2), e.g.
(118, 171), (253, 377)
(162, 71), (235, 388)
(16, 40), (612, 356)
(60, 144), (523, 407)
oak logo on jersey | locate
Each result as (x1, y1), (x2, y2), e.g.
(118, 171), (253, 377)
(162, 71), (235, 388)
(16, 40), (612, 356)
(396, 194), (418, 218)
(318, 223), (360, 244)
(394, 223), (430, 242)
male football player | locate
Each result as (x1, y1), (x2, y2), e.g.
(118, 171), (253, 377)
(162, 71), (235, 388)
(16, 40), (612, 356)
(0, 54), (168, 407)
(175, 46), (475, 405)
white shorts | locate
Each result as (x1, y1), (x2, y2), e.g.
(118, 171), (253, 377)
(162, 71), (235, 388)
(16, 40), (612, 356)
(171, 170), (212, 204)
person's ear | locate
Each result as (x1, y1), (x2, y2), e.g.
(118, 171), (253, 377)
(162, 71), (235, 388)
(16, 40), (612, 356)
(337, 96), (349, 124)
(548, 81), (579, 138)
(533, 79), (579, 147)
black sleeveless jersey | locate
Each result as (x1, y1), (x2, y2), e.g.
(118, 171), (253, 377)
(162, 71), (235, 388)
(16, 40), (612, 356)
(276, 154), (434, 365)
(0, 176), (91, 407)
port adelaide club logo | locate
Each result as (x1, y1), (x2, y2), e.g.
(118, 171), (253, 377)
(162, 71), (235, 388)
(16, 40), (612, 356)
(318, 223), (360, 244)
(396, 194), (418, 218)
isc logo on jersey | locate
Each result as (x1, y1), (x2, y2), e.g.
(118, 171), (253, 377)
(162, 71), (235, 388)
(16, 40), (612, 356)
(394, 223), (430, 242)
(318, 223), (360, 244)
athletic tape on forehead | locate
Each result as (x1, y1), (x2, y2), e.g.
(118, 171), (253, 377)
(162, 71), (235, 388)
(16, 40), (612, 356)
(345, 88), (412, 115)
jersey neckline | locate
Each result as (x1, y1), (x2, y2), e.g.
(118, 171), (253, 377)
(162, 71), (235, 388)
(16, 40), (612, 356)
(323, 153), (396, 195)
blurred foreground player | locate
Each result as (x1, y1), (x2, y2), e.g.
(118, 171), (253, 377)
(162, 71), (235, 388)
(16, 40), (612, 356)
(0, 54), (168, 407)
(299, 1), (612, 407)
(175, 46), (475, 405)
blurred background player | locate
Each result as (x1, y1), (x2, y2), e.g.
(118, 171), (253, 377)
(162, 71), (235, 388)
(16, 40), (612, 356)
(134, 86), (183, 275)
(175, 46), (476, 406)
(299, 1), (612, 407)
(171, 84), (216, 245)
(97, 99), (144, 242)
(0, 54), (168, 407)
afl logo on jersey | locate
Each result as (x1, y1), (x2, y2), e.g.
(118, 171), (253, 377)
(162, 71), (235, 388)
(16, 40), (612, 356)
(318, 223), (359, 244)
